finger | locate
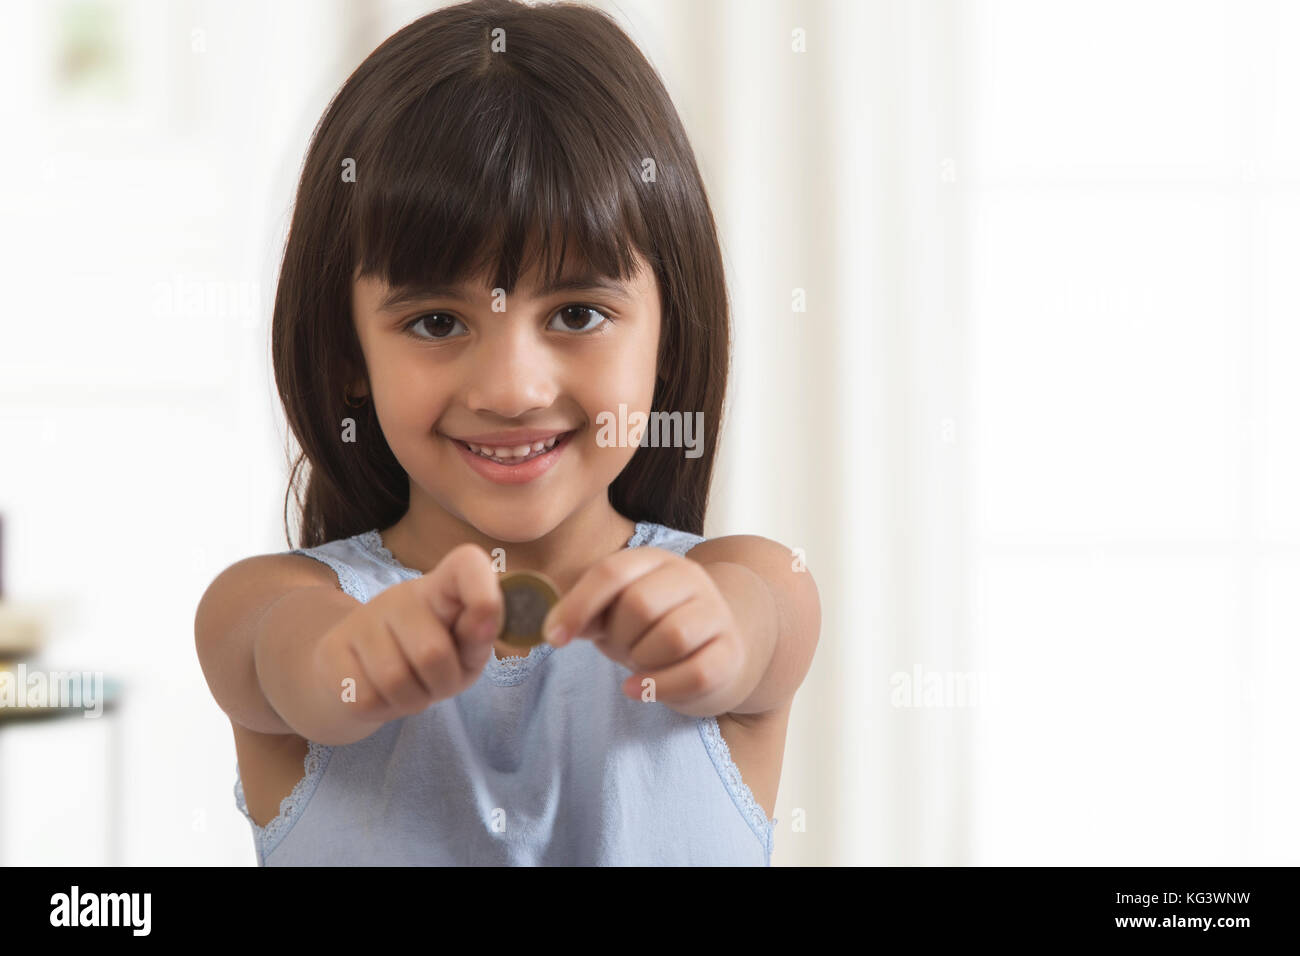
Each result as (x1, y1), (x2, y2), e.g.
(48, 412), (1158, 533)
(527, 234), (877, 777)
(601, 565), (695, 664)
(384, 606), (469, 695)
(323, 636), (388, 717)
(418, 544), (502, 667)
(351, 619), (431, 714)
(622, 634), (739, 709)
(625, 596), (716, 672)
(542, 547), (674, 647)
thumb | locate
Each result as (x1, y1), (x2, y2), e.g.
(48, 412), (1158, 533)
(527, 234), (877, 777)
(419, 544), (503, 648)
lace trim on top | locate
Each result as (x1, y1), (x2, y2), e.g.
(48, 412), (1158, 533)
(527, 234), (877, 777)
(359, 528), (406, 569)
(355, 523), (653, 687)
(233, 740), (333, 864)
(698, 716), (777, 862)
(360, 523), (653, 569)
(289, 548), (367, 603)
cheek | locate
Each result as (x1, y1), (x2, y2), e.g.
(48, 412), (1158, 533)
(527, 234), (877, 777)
(372, 361), (448, 429)
(576, 370), (649, 423)
(580, 340), (657, 405)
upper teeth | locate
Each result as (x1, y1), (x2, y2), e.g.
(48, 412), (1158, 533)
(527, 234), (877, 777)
(466, 435), (562, 458)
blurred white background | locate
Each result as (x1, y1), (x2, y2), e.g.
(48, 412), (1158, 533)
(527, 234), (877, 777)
(1, 0), (1296, 866)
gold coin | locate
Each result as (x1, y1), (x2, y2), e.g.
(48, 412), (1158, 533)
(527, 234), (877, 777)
(498, 570), (560, 647)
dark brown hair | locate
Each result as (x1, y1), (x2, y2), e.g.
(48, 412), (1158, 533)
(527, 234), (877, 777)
(272, 0), (730, 548)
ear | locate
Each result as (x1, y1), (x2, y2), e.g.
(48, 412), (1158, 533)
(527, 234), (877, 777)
(343, 372), (370, 405)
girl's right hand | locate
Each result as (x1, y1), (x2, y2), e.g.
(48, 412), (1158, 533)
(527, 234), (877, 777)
(312, 542), (503, 723)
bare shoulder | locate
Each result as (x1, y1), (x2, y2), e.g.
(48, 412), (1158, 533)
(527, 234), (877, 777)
(685, 534), (820, 601)
(684, 534), (817, 822)
(194, 550), (349, 736)
(194, 550), (339, 646)
(684, 531), (822, 680)
(201, 552), (335, 826)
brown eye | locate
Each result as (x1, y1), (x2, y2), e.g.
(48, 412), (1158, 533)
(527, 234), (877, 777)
(548, 305), (610, 333)
(406, 313), (466, 339)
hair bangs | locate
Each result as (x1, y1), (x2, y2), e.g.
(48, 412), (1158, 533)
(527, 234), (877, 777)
(351, 69), (653, 299)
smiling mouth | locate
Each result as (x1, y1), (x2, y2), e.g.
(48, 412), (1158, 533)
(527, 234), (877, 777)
(451, 431), (576, 465)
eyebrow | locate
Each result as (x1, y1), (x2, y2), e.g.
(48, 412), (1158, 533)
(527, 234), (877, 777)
(377, 273), (634, 312)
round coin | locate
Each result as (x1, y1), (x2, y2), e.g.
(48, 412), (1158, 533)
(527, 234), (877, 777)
(498, 570), (561, 647)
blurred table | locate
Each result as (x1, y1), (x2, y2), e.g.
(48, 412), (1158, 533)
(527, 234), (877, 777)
(0, 669), (124, 865)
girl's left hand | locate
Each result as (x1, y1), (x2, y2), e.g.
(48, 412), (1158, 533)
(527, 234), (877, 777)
(541, 547), (747, 716)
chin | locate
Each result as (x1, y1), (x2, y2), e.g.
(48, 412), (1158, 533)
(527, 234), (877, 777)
(459, 506), (559, 545)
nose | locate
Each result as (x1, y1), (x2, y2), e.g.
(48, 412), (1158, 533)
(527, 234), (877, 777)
(461, 321), (560, 418)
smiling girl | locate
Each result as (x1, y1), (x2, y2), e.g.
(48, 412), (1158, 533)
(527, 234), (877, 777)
(195, 0), (819, 866)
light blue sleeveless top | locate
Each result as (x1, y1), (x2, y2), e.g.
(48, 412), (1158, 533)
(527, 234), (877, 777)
(233, 520), (776, 865)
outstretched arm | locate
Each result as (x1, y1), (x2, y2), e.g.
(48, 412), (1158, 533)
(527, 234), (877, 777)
(687, 534), (822, 718)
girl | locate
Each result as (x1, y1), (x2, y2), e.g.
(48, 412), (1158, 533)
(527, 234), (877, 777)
(195, 0), (820, 866)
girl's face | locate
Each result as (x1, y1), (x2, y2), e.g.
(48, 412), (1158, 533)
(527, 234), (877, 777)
(349, 250), (662, 544)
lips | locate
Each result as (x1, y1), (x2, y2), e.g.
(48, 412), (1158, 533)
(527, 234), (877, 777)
(462, 433), (565, 462)
(447, 429), (576, 485)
